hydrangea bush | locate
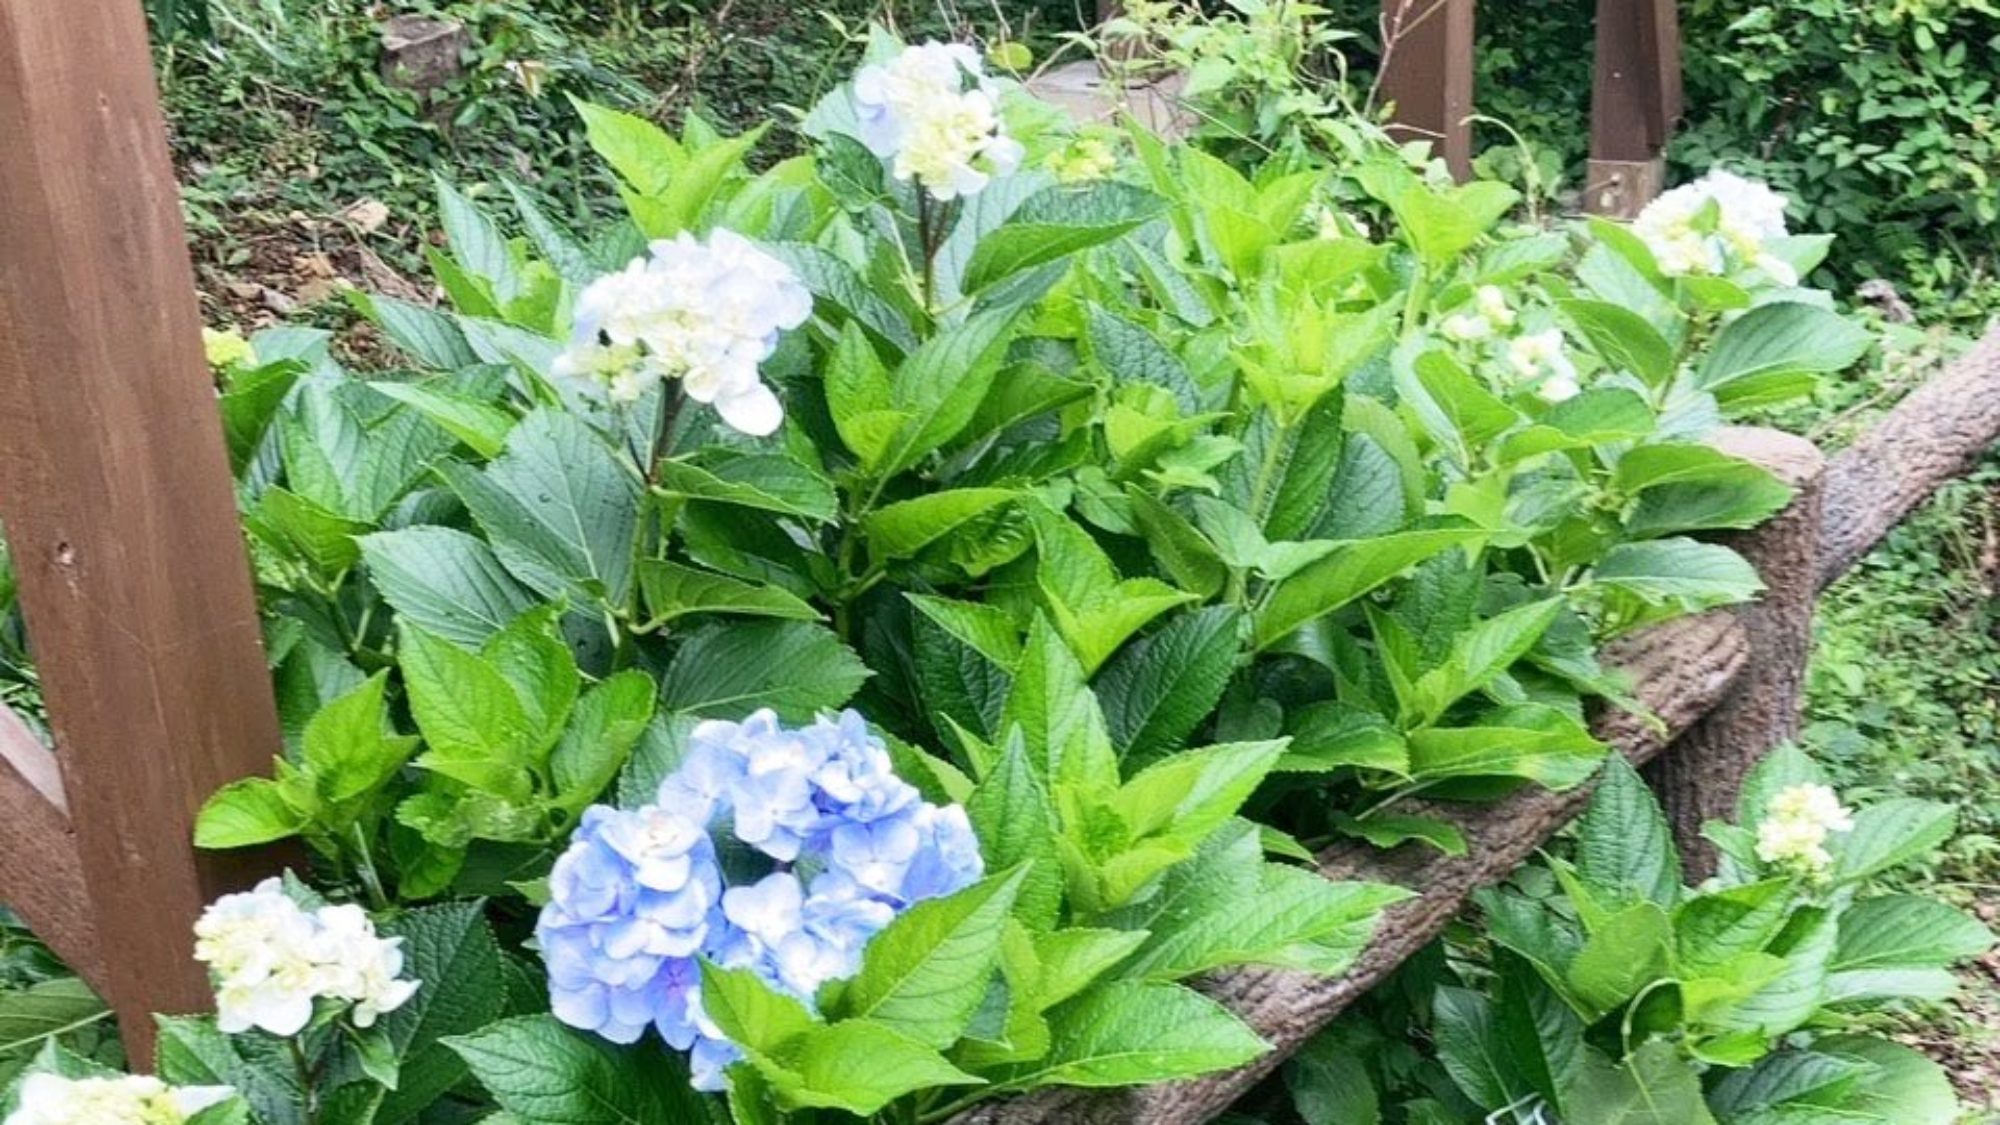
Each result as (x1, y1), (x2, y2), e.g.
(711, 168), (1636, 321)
(0, 25), (1909, 1125)
(1289, 748), (1993, 1124)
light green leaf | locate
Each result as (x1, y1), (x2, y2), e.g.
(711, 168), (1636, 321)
(1819, 1035), (1961, 1125)
(1406, 704), (1605, 788)
(303, 671), (419, 804)
(1254, 530), (1481, 650)
(967, 737), (1063, 930)
(840, 868), (1028, 1048)
(999, 615), (1118, 794)
(400, 623), (534, 800)
(1831, 895), (1993, 976)
(771, 1020), (983, 1115)
(1590, 538), (1765, 608)
(963, 182), (1165, 291)
(1002, 980), (1267, 1088)
(1566, 903), (1673, 1019)
(550, 672), (657, 805)
(1560, 299), (1677, 385)
(195, 778), (307, 849)
(1831, 798), (1956, 883)
(368, 381), (517, 459)
(1696, 302), (1873, 406)
(1674, 879), (1794, 975)
(865, 490), (1017, 560)
(1561, 1040), (1715, 1124)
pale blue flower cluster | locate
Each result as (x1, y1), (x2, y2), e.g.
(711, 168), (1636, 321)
(537, 709), (984, 1090)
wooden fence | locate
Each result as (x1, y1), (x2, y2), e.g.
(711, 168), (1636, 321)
(2, 0), (1999, 1108)
(1085, 0), (1684, 214)
(1379, 0), (1685, 213)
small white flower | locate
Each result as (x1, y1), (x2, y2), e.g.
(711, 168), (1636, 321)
(5, 1072), (233, 1125)
(1475, 285), (1516, 329)
(1441, 313), (1491, 342)
(1507, 328), (1581, 401)
(1755, 782), (1854, 878)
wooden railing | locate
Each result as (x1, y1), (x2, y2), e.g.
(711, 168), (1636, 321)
(3, 0), (1999, 1106)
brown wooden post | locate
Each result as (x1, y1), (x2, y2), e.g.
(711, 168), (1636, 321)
(1646, 428), (1824, 878)
(1379, 0), (1478, 180)
(0, 0), (285, 1064)
(1586, 0), (1683, 216)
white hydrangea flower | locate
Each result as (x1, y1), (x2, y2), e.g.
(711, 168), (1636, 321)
(311, 904), (422, 1028)
(853, 42), (1023, 201)
(194, 879), (327, 1036)
(194, 879), (419, 1037)
(553, 229), (810, 436)
(1633, 170), (1798, 286)
(1507, 328), (1581, 402)
(4, 1072), (233, 1125)
(1755, 782), (1854, 878)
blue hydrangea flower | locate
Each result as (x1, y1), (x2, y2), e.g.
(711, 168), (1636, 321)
(539, 805), (722, 1045)
(539, 708), (984, 1093)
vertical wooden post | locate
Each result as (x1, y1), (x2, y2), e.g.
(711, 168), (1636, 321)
(1379, 0), (1478, 179)
(1586, 0), (1683, 216)
(1646, 428), (1824, 878)
(0, 0), (284, 1064)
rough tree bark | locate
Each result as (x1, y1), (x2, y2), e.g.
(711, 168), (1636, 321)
(1819, 325), (2000, 589)
(952, 611), (1750, 1125)
(1646, 427), (1824, 878)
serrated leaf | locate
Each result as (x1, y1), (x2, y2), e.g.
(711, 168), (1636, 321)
(652, 455), (838, 522)
(1001, 980), (1267, 1087)
(374, 902), (506, 1124)
(1575, 756), (1681, 907)
(635, 560), (819, 627)
(1253, 530), (1481, 650)
(1831, 799), (1956, 884)
(840, 868), (1028, 1048)
(1095, 606), (1242, 764)
(967, 738), (1063, 930)
(443, 410), (642, 607)
(360, 527), (536, 647)
(865, 490), (1017, 560)
(658, 620), (868, 721)
(447, 1015), (710, 1123)
(195, 778), (307, 849)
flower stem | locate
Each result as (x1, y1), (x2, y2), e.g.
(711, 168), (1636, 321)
(289, 1036), (321, 1125)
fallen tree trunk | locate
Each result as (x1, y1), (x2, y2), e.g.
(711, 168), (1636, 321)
(953, 610), (1750, 1125)
(1819, 325), (2000, 589)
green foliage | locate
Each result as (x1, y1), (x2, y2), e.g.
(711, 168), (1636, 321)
(1296, 747), (1994, 1124)
(53, 15), (1859, 1120)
